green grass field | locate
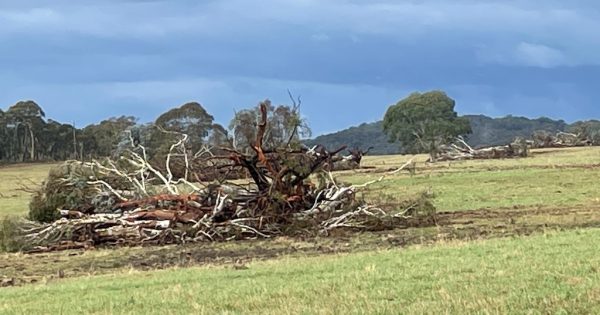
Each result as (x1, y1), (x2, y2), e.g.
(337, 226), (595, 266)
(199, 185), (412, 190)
(343, 147), (600, 211)
(2, 147), (599, 217)
(2, 229), (600, 314)
(0, 163), (57, 218)
(342, 167), (600, 211)
(1, 147), (600, 314)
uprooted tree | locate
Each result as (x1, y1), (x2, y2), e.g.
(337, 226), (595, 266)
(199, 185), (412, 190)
(2, 101), (434, 253)
(567, 120), (600, 146)
(145, 97), (313, 182)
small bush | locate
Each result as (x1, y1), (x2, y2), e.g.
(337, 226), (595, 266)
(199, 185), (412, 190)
(364, 189), (436, 219)
(28, 162), (98, 222)
(0, 216), (28, 252)
(28, 160), (135, 222)
(405, 190), (436, 217)
(28, 190), (61, 223)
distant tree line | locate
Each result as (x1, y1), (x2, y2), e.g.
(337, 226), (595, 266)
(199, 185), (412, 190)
(0, 100), (309, 164)
(307, 92), (600, 155)
(0, 101), (79, 163)
(3, 92), (599, 164)
(465, 115), (569, 148)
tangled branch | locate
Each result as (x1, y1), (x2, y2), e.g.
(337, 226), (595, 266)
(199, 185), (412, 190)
(11, 104), (432, 253)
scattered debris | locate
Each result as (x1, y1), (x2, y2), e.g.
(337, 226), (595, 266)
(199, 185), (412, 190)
(432, 137), (529, 162)
(325, 147), (374, 171)
(532, 131), (592, 148)
(1, 278), (15, 287)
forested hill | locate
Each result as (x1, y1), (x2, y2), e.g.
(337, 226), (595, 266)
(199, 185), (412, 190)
(465, 115), (568, 147)
(304, 121), (397, 155)
(305, 115), (569, 155)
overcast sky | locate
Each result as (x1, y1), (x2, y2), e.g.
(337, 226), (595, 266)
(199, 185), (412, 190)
(1, 0), (599, 135)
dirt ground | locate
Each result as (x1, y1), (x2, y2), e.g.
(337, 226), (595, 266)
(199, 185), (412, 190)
(3, 203), (600, 287)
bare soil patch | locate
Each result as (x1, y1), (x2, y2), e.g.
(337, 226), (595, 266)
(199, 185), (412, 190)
(3, 204), (600, 287)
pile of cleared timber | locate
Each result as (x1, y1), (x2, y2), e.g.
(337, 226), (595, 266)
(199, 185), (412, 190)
(9, 104), (433, 253)
(433, 138), (529, 162)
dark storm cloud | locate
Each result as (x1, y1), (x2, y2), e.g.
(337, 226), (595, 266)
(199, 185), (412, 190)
(0, 0), (599, 134)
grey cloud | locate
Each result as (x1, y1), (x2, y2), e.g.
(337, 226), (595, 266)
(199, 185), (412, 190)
(514, 43), (571, 68)
(1, 0), (599, 135)
(3, 0), (599, 68)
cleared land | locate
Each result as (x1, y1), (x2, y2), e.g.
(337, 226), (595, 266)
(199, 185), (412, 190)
(1, 147), (600, 313)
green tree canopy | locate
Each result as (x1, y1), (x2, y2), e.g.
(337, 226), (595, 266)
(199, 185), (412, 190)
(82, 116), (137, 157)
(154, 102), (215, 154)
(7, 100), (45, 119)
(383, 91), (471, 160)
(229, 100), (311, 152)
(3, 101), (47, 161)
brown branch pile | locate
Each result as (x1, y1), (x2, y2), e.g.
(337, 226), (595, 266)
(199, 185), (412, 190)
(433, 137), (529, 162)
(166, 144), (373, 183)
(11, 103), (431, 253)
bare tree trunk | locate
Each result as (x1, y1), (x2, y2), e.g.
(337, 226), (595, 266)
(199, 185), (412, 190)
(429, 138), (437, 163)
(28, 124), (35, 161)
(72, 122), (78, 160)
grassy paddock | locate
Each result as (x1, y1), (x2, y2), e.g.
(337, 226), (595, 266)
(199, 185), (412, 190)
(1, 147), (600, 314)
(361, 146), (600, 170)
(3, 202), (600, 285)
(344, 166), (600, 211)
(341, 146), (600, 211)
(0, 163), (56, 218)
(2, 229), (600, 314)
(1, 147), (599, 217)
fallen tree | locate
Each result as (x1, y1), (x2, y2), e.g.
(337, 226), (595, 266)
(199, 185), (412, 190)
(3, 102), (433, 253)
(324, 147), (374, 171)
(532, 131), (592, 148)
(431, 137), (529, 162)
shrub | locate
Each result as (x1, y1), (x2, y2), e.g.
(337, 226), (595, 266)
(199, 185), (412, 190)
(28, 162), (97, 222)
(0, 216), (28, 252)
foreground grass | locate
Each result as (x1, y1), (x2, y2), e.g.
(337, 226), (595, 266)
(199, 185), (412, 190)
(2, 229), (600, 314)
(0, 163), (55, 218)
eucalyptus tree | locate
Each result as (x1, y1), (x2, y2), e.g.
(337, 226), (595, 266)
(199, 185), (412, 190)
(229, 99), (311, 152)
(383, 91), (471, 161)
